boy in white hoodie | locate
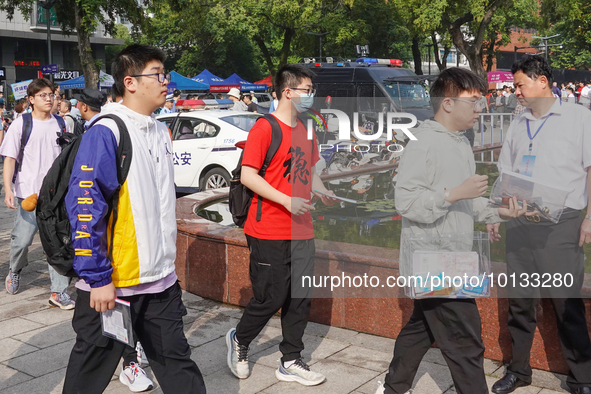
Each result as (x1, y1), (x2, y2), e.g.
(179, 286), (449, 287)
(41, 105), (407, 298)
(63, 44), (205, 394)
(375, 68), (529, 394)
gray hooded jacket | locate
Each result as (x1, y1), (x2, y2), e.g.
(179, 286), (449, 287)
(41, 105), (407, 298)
(395, 120), (502, 276)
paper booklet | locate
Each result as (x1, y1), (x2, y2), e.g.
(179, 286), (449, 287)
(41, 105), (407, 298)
(101, 298), (134, 346)
(313, 189), (361, 204)
(488, 170), (572, 223)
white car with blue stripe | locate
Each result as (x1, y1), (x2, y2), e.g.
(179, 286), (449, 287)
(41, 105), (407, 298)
(157, 109), (261, 194)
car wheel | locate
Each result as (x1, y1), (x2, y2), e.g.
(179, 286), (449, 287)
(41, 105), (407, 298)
(200, 168), (231, 190)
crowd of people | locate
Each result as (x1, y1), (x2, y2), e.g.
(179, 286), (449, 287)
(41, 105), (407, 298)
(155, 86), (265, 114)
(0, 45), (590, 394)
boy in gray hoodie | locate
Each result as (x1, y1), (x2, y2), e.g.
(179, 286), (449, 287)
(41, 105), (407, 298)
(375, 68), (530, 394)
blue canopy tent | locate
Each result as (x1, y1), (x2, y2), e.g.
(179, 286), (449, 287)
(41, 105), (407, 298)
(58, 75), (85, 89)
(223, 73), (267, 91)
(191, 69), (225, 86)
(169, 71), (208, 90)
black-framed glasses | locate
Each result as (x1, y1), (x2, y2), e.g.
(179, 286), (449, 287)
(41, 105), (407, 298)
(36, 93), (57, 101)
(130, 72), (171, 84)
(287, 87), (316, 95)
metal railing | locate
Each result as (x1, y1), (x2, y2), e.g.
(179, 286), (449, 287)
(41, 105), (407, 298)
(475, 112), (514, 163)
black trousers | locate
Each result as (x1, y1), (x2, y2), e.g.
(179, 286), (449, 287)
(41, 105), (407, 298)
(505, 213), (591, 390)
(122, 343), (137, 367)
(235, 236), (315, 363)
(63, 282), (206, 394)
(384, 299), (488, 394)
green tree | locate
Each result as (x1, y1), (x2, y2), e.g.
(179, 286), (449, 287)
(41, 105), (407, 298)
(0, 0), (147, 88)
(481, 0), (539, 72)
(207, 0), (331, 76)
(144, 0), (265, 80)
(538, 0), (591, 69)
(390, 0), (538, 78)
(319, 0), (413, 63)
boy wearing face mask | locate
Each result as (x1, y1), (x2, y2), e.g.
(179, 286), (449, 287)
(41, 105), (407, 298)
(226, 64), (336, 386)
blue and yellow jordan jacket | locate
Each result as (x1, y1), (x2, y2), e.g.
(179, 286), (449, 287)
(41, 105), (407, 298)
(65, 103), (177, 288)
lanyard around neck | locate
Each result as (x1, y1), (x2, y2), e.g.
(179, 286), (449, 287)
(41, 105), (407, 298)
(526, 114), (553, 152)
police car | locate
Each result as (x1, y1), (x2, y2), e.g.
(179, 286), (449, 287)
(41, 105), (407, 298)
(157, 100), (261, 194)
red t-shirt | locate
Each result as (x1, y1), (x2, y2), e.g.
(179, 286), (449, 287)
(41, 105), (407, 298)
(242, 115), (319, 240)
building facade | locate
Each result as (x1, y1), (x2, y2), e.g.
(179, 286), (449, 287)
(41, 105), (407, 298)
(0, 5), (124, 95)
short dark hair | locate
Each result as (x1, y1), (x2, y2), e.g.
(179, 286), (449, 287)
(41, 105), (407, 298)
(511, 55), (553, 86)
(26, 78), (55, 111)
(85, 103), (101, 113)
(61, 99), (71, 111)
(112, 44), (166, 98)
(275, 64), (315, 100)
(429, 68), (486, 113)
(173, 89), (181, 97)
(26, 78), (54, 98)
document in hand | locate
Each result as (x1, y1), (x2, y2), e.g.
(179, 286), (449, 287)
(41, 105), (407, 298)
(101, 298), (134, 346)
(401, 231), (491, 299)
(488, 171), (573, 223)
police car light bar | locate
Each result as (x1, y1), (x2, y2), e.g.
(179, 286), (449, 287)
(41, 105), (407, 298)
(216, 99), (234, 109)
(175, 99), (235, 111)
(202, 99), (219, 109)
(355, 58), (403, 67)
(175, 100), (206, 110)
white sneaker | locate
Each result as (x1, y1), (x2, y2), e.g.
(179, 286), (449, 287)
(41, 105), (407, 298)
(119, 362), (154, 392)
(374, 381), (411, 394)
(226, 328), (250, 379)
(375, 381), (385, 394)
(275, 358), (326, 386)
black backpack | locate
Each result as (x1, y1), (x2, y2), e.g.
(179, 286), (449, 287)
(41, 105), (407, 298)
(65, 113), (86, 136)
(229, 114), (283, 227)
(13, 112), (66, 183)
(36, 114), (132, 277)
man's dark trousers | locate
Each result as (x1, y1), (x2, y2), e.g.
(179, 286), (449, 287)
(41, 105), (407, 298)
(383, 298), (488, 394)
(63, 282), (206, 394)
(235, 236), (315, 363)
(505, 212), (591, 391)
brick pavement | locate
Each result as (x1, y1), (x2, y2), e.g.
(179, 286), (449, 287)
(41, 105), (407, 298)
(0, 167), (572, 393)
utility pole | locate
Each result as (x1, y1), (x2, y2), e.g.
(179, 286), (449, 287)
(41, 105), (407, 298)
(531, 34), (562, 64)
(425, 43), (434, 75)
(306, 32), (330, 61)
(39, 0), (57, 82)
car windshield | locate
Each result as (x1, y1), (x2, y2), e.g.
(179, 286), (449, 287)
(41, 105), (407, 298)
(219, 114), (261, 131)
(382, 82), (431, 109)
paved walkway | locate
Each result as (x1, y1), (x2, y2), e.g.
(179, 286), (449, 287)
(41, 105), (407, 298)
(0, 168), (572, 394)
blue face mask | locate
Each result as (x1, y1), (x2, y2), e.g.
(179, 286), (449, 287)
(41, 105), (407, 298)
(293, 92), (314, 113)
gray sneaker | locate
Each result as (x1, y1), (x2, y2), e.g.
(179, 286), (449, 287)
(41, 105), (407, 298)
(275, 358), (326, 386)
(226, 328), (250, 379)
(48, 292), (75, 310)
(5, 269), (20, 294)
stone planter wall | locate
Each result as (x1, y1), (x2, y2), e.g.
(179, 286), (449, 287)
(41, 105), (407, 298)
(176, 189), (591, 375)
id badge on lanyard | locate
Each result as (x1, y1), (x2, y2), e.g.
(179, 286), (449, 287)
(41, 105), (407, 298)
(519, 114), (553, 177)
(519, 155), (536, 177)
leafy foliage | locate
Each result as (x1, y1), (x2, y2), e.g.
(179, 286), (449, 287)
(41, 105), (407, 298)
(538, 0), (591, 69)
